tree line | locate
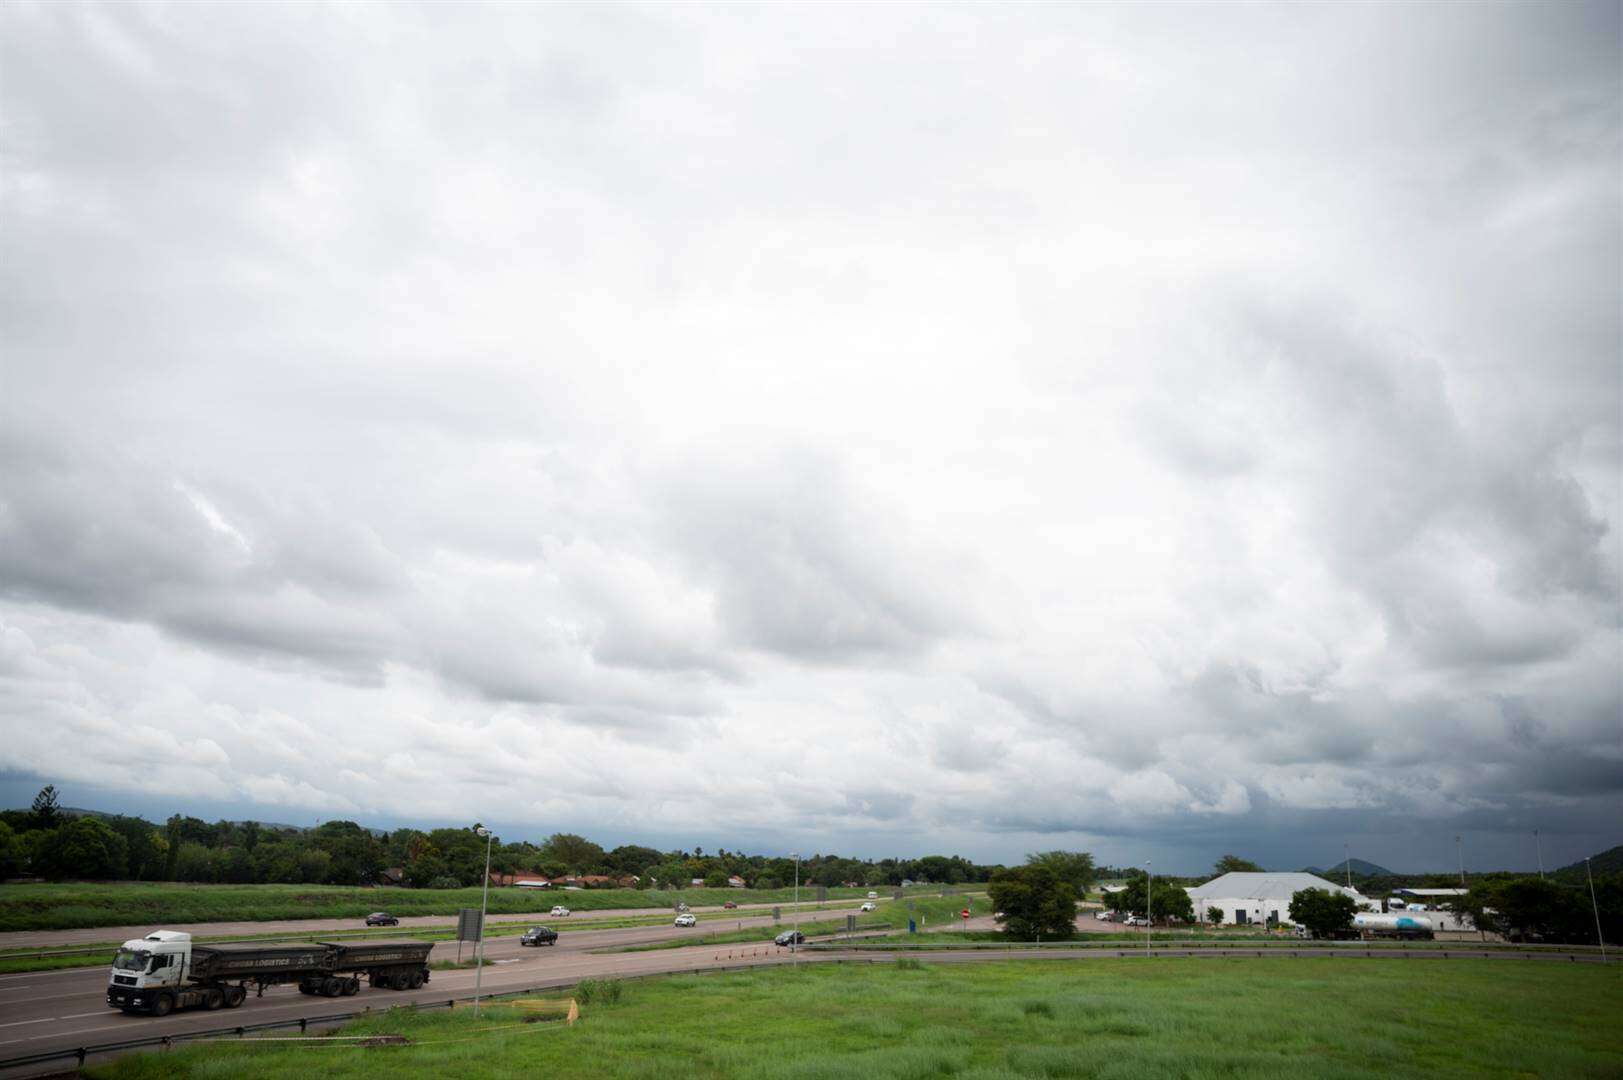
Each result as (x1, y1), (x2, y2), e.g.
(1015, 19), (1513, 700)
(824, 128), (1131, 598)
(0, 787), (998, 889)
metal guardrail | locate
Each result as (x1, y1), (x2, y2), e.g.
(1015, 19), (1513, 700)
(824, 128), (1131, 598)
(804, 938), (1606, 953)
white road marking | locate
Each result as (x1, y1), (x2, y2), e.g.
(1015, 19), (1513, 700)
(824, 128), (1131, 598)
(0, 1019), (52, 1029)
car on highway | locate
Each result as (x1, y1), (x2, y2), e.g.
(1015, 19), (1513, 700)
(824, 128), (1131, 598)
(520, 926), (558, 947)
(1124, 915), (1148, 926)
(774, 930), (806, 946)
(364, 912), (399, 927)
(549, 906), (571, 917)
(722, 901), (738, 909)
(673, 913), (698, 927)
(1095, 910), (1115, 921)
(867, 891), (878, 898)
(859, 902), (877, 912)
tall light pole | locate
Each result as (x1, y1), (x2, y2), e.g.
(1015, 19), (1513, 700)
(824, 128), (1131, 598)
(1535, 829), (1545, 880)
(473, 826), (493, 1016)
(1455, 835), (1466, 887)
(1344, 842), (1353, 891)
(1144, 861), (1152, 956)
(792, 852), (800, 963)
(1585, 857), (1607, 964)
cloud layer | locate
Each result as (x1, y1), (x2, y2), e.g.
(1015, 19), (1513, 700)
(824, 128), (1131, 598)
(2, 1), (1618, 870)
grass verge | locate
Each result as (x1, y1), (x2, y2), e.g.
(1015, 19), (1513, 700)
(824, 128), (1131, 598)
(84, 957), (1623, 1079)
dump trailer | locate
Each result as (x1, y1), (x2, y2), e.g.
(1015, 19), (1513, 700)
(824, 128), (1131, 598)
(106, 930), (433, 1016)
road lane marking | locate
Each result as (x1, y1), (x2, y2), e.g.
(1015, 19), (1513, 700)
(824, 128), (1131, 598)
(0, 1019), (53, 1029)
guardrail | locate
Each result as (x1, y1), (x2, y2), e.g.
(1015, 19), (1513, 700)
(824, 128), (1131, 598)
(803, 938), (1606, 954)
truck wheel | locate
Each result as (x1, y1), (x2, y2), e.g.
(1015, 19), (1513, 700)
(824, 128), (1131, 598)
(151, 994), (173, 1017)
(322, 977), (343, 997)
(204, 988), (224, 1010)
(409, 970), (425, 989)
(342, 978), (360, 996)
(225, 987), (247, 1009)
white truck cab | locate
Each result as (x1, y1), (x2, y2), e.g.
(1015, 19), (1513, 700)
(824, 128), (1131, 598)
(110, 931), (192, 992)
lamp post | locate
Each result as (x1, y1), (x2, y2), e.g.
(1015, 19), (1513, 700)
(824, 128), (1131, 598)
(1586, 857), (1607, 964)
(1455, 835), (1466, 887)
(473, 826), (493, 1016)
(792, 852), (800, 962)
(1535, 829), (1544, 880)
(1145, 861), (1152, 956)
(1344, 842), (1353, 891)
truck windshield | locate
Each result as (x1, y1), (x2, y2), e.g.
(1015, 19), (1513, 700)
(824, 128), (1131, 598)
(112, 949), (150, 972)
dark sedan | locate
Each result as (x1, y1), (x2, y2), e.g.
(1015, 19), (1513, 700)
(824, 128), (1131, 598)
(365, 912), (399, 927)
(521, 926), (559, 946)
(774, 930), (805, 946)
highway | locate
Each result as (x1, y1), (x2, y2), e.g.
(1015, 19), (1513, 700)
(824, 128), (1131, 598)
(0, 897), (873, 951)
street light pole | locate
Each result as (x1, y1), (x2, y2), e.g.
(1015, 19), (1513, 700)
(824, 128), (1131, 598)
(1455, 835), (1465, 887)
(792, 852), (800, 963)
(473, 826), (493, 1016)
(1145, 861), (1152, 956)
(1535, 829), (1544, 880)
(1586, 857), (1607, 964)
(1344, 842), (1353, 891)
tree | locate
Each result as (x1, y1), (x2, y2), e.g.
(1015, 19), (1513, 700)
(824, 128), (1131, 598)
(988, 865), (1078, 940)
(650, 860), (691, 889)
(29, 785), (61, 831)
(1025, 851), (1097, 894)
(1206, 905), (1223, 925)
(704, 869), (730, 888)
(541, 833), (606, 874)
(1289, 888), (1357, 938)
(35, 818), (128, 880)
(1212, 855), (1263, 876)
(1112, 876), (1194, 923)
(0, 821), (25, 878)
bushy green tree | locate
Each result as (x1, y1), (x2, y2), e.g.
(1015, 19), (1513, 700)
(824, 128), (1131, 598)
(1112, 875), (1194, 923)
(989, 864), (1078, 940)
(1213, 855), (1264, 875)
(1025, 851), (1097, 893)
(36, 818), (129, 880)
(29, 785), (61, 831)
(0, 821), (23, 878)
(1289, 888), (1357, 938)
(541, 833), (606, 874)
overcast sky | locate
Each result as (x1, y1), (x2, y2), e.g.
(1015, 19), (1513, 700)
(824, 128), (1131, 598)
(1, 2), (1618, 874)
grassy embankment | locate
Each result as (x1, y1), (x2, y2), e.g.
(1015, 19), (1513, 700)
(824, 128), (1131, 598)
(0, 881), (965, 932)
(86, 957), (1623, 1079)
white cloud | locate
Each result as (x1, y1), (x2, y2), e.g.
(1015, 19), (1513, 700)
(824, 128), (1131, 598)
(0, 1), (1617, 870)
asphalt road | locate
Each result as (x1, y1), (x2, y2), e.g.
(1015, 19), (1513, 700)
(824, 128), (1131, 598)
(0, 897), (874, 950)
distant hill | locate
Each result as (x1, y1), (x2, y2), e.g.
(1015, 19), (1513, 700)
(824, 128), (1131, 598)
(1553, 845), (1623, 882)
(1303, 858), (1394, 878)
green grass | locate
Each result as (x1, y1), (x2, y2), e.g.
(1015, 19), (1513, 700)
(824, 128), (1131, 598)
(0, 882), (965, 932)
(85, 957), (1623, 1079)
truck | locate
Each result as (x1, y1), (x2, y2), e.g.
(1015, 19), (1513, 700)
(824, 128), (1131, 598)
(1352, 913), (1434, 940)
(106, 930), (434, 1016)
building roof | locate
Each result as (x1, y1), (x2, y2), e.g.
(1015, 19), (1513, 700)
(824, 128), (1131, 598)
(1186, 872), (1363, 901)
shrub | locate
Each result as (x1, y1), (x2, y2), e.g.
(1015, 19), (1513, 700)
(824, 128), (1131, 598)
(575, 977), (623, 1005)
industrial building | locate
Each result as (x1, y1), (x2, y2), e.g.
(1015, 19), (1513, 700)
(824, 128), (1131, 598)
(1185, 872), (1372, 927)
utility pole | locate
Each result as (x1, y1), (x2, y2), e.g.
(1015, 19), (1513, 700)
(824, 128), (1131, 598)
(1455, 835), (1466, 887)
(1535, 829), (1545, 880)
(792, 852), (800, 964)
(1586, 857), (1607, 964)
(1344, 842), (1353, 891)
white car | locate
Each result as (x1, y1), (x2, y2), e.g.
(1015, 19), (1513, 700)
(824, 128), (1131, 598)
(673, 913), (697, 927)
(549, 906), (571, 917)
(867, 891), (878, 898)
(1095, 910), (1114, 921)
(1124, 915), (1148, 926)
(859, 902), (877, 912)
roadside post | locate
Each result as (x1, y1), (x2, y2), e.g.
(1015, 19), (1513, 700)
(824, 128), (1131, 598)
(846, 914), (857, 940)
(455, 907), (483, 965)
(772, 905), (781, 923)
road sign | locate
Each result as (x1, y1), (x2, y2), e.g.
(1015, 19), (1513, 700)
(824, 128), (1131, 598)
(846, 915), (857, 933)
(960, 908), (970, 920)
(772, 905), (781, 923)
(456, 908), (483, 941)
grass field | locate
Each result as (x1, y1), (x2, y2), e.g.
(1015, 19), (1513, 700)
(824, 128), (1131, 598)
(85, 957), (1623, 1079)
(0, 881), (968, 932)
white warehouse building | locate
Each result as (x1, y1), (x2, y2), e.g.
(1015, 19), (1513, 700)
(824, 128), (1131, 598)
(1186, 872), (1372, 927)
